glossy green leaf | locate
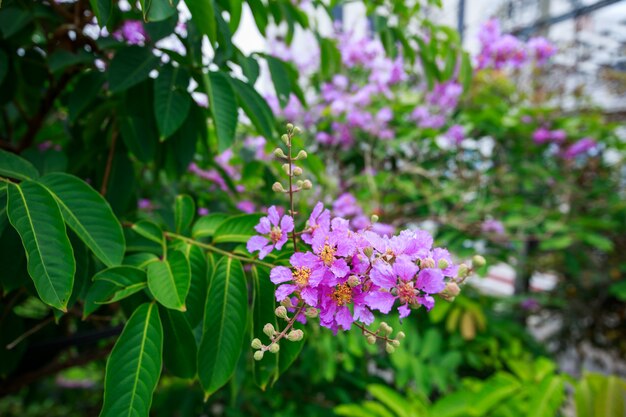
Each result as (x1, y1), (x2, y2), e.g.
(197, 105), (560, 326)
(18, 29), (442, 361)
(175, 194), (195, 235)
(160, 306), (197, 379)
(140, 0), (179, 21)
(266, 56), (292, 108)
(198, 257), (247, 397)
(100, 303), (163, 417)
(39, 173), (125, 267)
(230, 77), (275, 140)
(527, 375), (564, 417)
(212, 213), (262, 244)
(183, 244), (209, 328)
(251, 265), (278, 389)
(89, 0), (111, 26)
(204, 71), (238, 152)
(7, 182), (74, 311)
(246, 0), (267, 34)
(0, 148), (40, 181)
(468, 373), (521, 415)
(154, 64), (192, 140)
(192, 213), (228, 239)
(147, 250), (190, 311)
(108, 47), (159, 93)
(69, 71), (105, 122)
(186, 0), (217, 44)
(93, 266), (147, 303)
(132, 220), (164, 245)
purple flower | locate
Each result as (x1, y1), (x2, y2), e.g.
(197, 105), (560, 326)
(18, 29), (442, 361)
(246, 206), (294, 259)
(197, 207), (209, 216)
(482, 219), (505, 235)
(527, 37), (556, 66)
(563, 137), (597, 159)
(270, 251), (325, 306)
(550, 129), (566, 143)
(301, 202), (331, 245)
(446, 124), (465, 145)
(332, 193), (362, 218)
(532, 127), (552, 144)
(113, 20), (148, 45)
(236, 200), (256, 214)
(138, 198), (153, 211)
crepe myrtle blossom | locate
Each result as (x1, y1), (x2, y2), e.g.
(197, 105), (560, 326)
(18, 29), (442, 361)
(563, 137), (597, 159)
(247, 206), (294, 259)
(113, 20), (148, 45)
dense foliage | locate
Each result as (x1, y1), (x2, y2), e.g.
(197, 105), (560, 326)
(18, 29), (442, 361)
(0, 0), (625, 416)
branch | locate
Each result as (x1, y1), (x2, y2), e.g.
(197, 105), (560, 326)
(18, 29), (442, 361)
(100, 127), (118, 196)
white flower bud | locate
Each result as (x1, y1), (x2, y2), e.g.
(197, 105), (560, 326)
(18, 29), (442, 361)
(421, 257), (435, 269)
(457, 263), (469, 279)
(287, 329), (303, 342)
(363, 247), (373, 258)
(269, 343), (280, 353)
(370, 214), (379, 223)
(396, 331), (405, 341)
(440, 282), (461, 301)
(281, 298), (294, 308)
(296, 150), (308, 160)
(391, 339), (400, 347)
(275, 306), (288, 319)
(286, 123), (294, 131)
(273, 148), (287, 159)
(366, 335), (377, 345)
(251, 338), (263, 349)
(347, 275), (361, 287)
(438, 259), (449, 270)
(282, 163), (291, 175)
(305, 308), (318, 318)
(272, 182), (284, 192)
(385, 342), (395, 353)
(293, 126), (301, 134)
(472, 255), (486, 268)
(263, 323), (275, 337)
(379, 322), (392, 336)
(281, 134), (290, 145)
(302, 180), (312, 190)
(253, 350), (264, 361)
(293, 166), (303, 176)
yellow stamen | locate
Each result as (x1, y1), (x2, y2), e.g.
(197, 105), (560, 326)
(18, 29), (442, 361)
(332, 283), (353, 306)
(293, 267), (311, 287)
(320, 243), (336, 266)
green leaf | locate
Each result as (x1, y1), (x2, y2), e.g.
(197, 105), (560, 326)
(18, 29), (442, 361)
(0, 7), (32, 38)
(229, 77), (275, 140)
(367, 384), (413, 417)
(69, 71), (105, 122)
(92, 266), (147, 303)
(100, 303), (163, 417)
(175, 194), (195, 235)
(527, 376), (565, 417)
(132, 220), (164, 245)
(204, 71), (238, 152)
(84, 280), (119, 318)
(0, 148), (40, 181)
(183, 243), (209, 328)
(192, 213), (228, 239)
(140, 0), (179, 22)
(39, 173), (125, 267)
(278, 319), (304, 375)
(198, 257), (247, 397)
(186, 0), (217, 44)
(7, 182), (75, 311)
(251, 265), (278, 389)
(468, 373), (521, 415)
(108, 47), (159, 93)
(212, 213), (262, 244)
(89, 0), (112, 26)
(246, 0), (267, 34)
(0, 50), (8, 85)
(265, 56), (292, 108)
(147, 250), (190, 311)
(121, 80), (159, 163)
(539, 235), (573, 250)
(160, 306), (197, 379)
(154, 64), (192, 140)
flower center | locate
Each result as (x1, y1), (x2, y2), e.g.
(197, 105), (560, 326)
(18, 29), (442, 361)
(397, 281), (417, 304)
(293, 267), (311, 287)
(320, 243), (336, 266)
(332, 283), (352, 306)
(269, 226), (283, 244)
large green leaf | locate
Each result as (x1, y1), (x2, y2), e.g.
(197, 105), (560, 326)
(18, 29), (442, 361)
(140, 0), (179, 21)
(192, 213), (228, 239)
(100, 303), (163, 417)
(198, 257), (247, 397)
(154, 64), (192, 140)
(160, 306), (197, 379)
(265, 55), (292, 108)
(39, 173), (125, 267)
(527, 375), (565, 417)
(108, 47), (159, 93)
(468, 373), (521, 415)
(204, 71), (238, 152)
(89, 0), (112, 26)
(186, 0), (217, 43)
(184, 244), (209, 328)
(251, 265), (278, 389)
(147, 250), (190, 311)
(92, 266), (147, 304)
(212, 213), (262, 244)
(174, 194), (195, 235)
(0, 148), (40, 181)
(7, 181), (75, 311)
(229, 77), (275, 140)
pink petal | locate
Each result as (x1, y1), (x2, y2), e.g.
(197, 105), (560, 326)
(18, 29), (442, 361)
(247, 235), (268, 253)
(258, 244), (274, 260)
(255, 217), (271, 234)
(270, 266), (293, 284)
(301, 286), (318, 306)
(365, 291), (396, 313)
(267, 206), (280, 225)
(330, 258), (350, 278)
(370, 261), (396, 289)
(335, 306), (353, 330)
(280, 215), (294, 233)
(275, 284), (297, 301)
(398, 304), (411, 318)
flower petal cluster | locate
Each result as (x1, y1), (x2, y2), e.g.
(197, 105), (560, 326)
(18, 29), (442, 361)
(247, 206), (294, 259)
(253, 202), (457, 333)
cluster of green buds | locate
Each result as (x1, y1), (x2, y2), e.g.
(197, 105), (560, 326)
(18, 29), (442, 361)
(361, 321), (405, 353)
(271, 124), (312, 195)
(251, 304), (305, 361)
(440, 254), (486, 302)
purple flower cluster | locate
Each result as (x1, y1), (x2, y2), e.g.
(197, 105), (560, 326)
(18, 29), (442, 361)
(332, 193), (394, 236)
(531, 126), (597, 158)
(562, 137), (597, 159)
(532, 127), (566, 144)
(113, 20), (148, 45)
(476, 19), (556, 70)
(411, 81), (463, 130)
(249, 202), (457, 332)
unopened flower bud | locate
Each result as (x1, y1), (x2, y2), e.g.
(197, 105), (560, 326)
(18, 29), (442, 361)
(251, 338), (263, 349)
(305, 307), (318, 318)
(296, 150), (308, 160)
(287, 329), (303, 342)
(396, 331), (405, 341)
(273, 148), (287, 159)
(385, 343), (395, 353)
(282, 163), (291, 175)
(379, 322), (392, 336)
(421, 257), (435, 269)
(275, 306), (288, 319)
(366, 335), (377, 345)
(281, 298), (294, 308)
(302, 180), (312, 190)
(253, 350), (264, 361)
(263, 323), (275, 337)
(293, 166), (303, 176)
(457, 263), (469, 279)
(269, 343), (280, 353)
(472, 255), (486, 268)
(272, 182), (284, 192)
(286, 123), (294, 131)
(370, 214), (379, 223)
(281, 133), (290, 145)
(363, 247), (374, 258)
(438, 259), (449, 270)
(347, 275), (361, 287)
(296, 180), (304, 188)
(441, 282), (461, 300)
(293, 126), (301, 134)
(391, 339), (400, 347)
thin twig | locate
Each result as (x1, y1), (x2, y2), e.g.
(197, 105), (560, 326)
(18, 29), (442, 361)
(287, 129), (298, 252)
(6, 316), (54, 350)
(100, 127), (117, 196)
(263, 302), (305, 350)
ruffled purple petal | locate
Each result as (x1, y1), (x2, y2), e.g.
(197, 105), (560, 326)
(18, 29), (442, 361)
(280, 215), (294, 233)
(267, 206), (280, 226)
(275, 284), (298, 301)
(270, 266), (293, 284)
(335, 306), (353, 330)
(247, 235), (269, 253)
(393, 255), (419, 281)
(275, 233), (289, 250)
(354, 304), (374, 325)
(300, 286), (319, 306)
(290, 251), (318, 269)
(370, 261), (396, 289)
(330, 258), (350, 278)
(258, 244), (275, 260)
(416, 268), (445, 293)
(255, 217), (271, 234)
(418, 295), (435, 310)
(398, 303), (411, 318)
(365, 291), (396, 313)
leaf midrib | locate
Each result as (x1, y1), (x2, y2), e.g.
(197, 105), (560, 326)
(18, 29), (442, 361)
(127, 303), (153, 417)
(207, 257), (231, 392)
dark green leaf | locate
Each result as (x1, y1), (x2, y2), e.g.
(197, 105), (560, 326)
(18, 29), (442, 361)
(175, 194), (195, 235)
(0, 148), (40, 181)
(154, 64), (192, 140)
(147, 250), (190, 311)
(160, 306), (197, 379)
(230, 77), (275, 140)
(108, 47), (159, 93)
(186, 0), (217, 44)
(212, 213), (262, 244)
(204, 71), (238, 152)
(251, 265), (278, 389)
(192, 213), (228, 238)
